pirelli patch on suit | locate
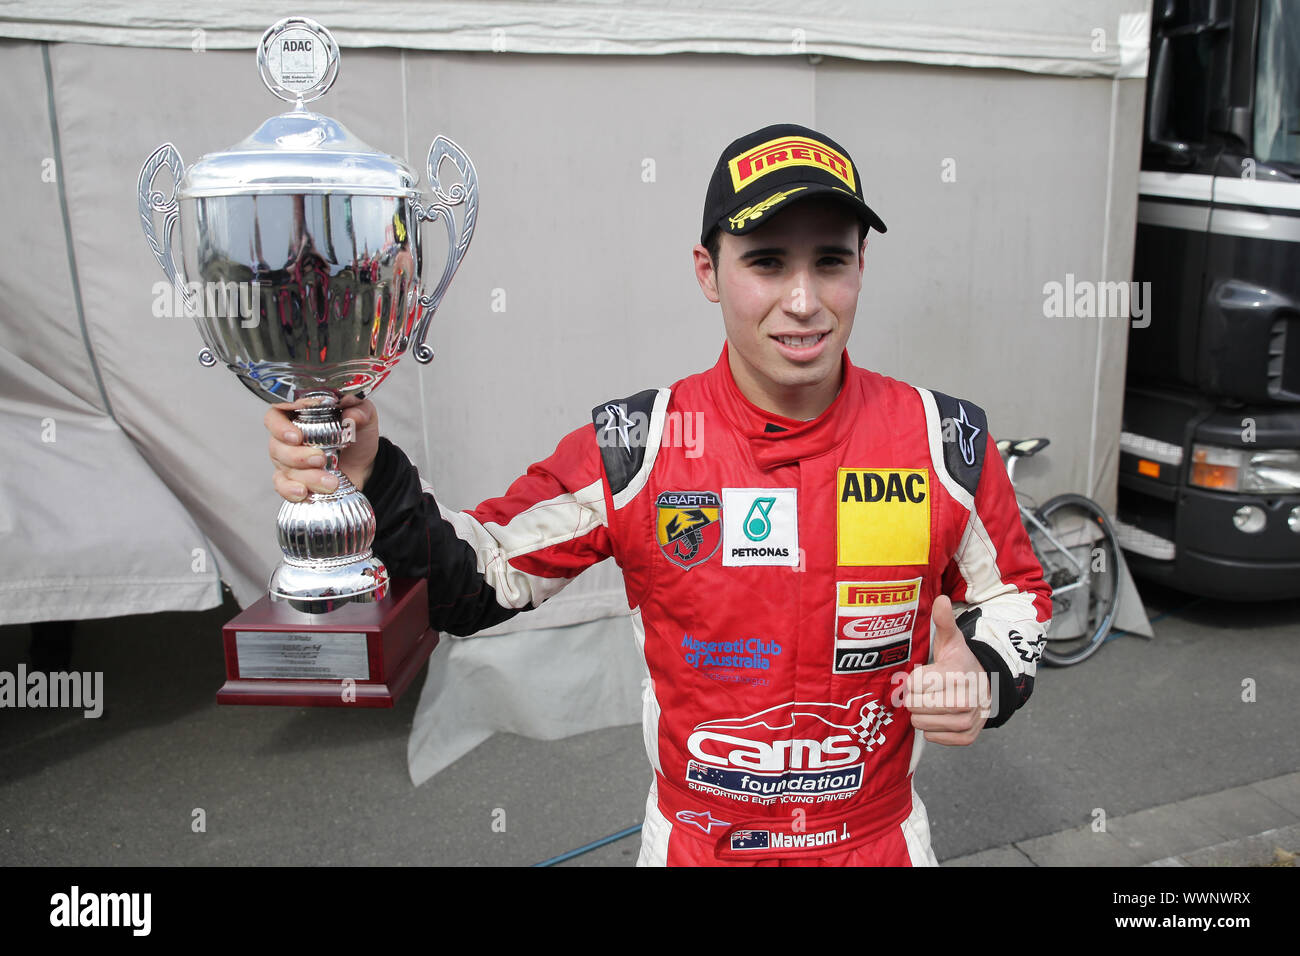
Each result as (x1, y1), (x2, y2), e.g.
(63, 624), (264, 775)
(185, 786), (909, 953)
(836, 469), (930, 567)
(833, 578), (920, 674)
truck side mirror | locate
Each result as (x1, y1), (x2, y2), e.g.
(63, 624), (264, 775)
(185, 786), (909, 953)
(1147, 35), (1195, 166)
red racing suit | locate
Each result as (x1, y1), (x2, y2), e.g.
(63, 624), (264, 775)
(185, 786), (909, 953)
(363, 345), (1052, 866)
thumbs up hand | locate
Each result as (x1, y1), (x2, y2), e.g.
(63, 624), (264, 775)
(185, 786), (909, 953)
(902, 595), (991, 746)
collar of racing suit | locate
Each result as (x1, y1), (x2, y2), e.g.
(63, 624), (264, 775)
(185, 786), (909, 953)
(706, 343), (857, 470)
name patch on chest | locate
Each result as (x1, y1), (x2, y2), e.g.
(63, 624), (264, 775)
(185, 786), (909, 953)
(836, 469), (930, 566)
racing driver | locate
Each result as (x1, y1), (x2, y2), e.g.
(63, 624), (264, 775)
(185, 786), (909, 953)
(265, 123), (1052, 866)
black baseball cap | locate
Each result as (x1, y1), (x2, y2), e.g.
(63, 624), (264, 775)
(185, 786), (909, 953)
(700, 123), (886, 245)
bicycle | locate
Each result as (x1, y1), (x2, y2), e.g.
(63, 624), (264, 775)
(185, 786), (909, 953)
(998, 437), (1121, 667)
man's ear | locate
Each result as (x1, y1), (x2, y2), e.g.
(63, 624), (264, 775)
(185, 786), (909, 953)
(693, 243), (720, 303)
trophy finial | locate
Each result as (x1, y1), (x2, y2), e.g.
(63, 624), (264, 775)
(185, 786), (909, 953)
(257, 17), (340, 107)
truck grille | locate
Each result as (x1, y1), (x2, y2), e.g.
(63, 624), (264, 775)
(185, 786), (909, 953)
(1269, 315), (1300, 402)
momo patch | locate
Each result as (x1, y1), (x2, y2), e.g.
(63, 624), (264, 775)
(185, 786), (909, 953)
(836, 469), (930, 566)
(727, 136), (856, 193)
(833, 579), (921, 674)
(722, 488), (799, 566)
(656, 491), (722, 570)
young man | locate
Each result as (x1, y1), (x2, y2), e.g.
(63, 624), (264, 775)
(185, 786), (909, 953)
(266, 124), (1052, 866)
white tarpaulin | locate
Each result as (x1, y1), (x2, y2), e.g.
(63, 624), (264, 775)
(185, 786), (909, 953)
(0, 0), (1149, 77)
(0, 0), (1152, 784)
(0, 346), (222, 622)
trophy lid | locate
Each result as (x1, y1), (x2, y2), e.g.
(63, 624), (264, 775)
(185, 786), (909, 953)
(178, 110), (420, 199)
(178, 16), (419, 199)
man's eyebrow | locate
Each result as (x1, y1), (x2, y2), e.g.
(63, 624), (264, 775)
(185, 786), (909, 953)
(738, 244), (856, 260)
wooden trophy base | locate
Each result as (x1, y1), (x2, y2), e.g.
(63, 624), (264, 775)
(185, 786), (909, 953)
(218, 577), (438, 708)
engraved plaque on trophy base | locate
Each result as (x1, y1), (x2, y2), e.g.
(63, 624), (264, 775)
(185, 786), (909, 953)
(218, 578), (437, 708)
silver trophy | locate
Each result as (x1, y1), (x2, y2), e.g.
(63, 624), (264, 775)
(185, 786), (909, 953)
(139, 16), (477, 614)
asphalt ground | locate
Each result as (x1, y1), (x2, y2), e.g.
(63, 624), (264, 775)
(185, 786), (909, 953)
(1, 578), (1297, 867)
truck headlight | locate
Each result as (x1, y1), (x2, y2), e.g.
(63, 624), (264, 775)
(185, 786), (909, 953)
(1190, 445), (1300, 493)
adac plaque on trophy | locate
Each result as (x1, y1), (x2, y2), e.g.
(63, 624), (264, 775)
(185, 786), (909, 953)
(138, 17), (478, 706)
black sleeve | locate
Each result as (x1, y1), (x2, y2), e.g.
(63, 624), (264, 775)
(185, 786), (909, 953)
(363, 437), (525, 636)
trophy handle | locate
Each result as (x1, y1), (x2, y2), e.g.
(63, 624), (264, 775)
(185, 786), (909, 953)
(410, 135), (478, 364)
(138, 143), (198, 319)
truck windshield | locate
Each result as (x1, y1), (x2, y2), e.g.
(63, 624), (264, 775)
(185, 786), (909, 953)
(1256, 0), (1300, 167)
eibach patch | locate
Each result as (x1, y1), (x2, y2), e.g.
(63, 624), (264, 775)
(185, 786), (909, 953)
(833, 579), (920, 674)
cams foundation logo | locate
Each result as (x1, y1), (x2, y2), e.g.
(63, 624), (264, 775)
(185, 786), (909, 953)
(684, 692), (892, 806)
(836, 468), (930, 566)
(656, 491), (721, 570)
(833, 579), (920, 673)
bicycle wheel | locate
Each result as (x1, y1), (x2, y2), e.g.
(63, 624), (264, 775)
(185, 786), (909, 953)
(1025, 493), (1121, 666)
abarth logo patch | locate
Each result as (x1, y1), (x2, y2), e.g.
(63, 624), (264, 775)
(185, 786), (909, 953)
(656, 491), (722, 570)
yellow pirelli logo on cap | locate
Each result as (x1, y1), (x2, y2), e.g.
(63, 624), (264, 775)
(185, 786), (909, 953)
(836, 469), (930, 566)
(728, 136), (855, 193)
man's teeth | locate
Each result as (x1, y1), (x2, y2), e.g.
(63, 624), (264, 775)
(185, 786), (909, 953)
(778, 334), (823, 348)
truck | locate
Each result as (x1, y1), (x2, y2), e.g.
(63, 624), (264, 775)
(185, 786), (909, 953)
(1119, 0), (1300, 600)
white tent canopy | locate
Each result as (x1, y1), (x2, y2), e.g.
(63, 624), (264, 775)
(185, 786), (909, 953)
(4, 0), (1149, 76)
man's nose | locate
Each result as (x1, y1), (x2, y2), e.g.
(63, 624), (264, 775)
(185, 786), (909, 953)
(785, 272), (820, 317)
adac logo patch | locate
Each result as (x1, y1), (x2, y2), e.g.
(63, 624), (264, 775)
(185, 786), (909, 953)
(833, 579), (920, 674)
(727, 136), (856, 193)
(836, 469), (930, 566)
(656, 491), (722, 570)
